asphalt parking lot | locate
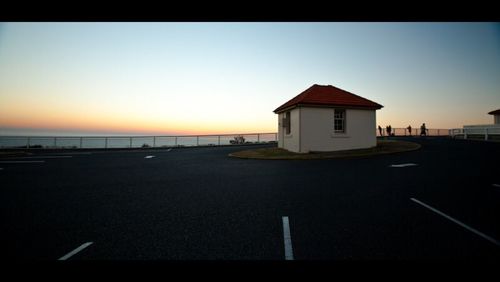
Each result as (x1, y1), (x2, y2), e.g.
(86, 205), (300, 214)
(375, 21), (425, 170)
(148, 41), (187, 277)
(1, 137), (499, 261)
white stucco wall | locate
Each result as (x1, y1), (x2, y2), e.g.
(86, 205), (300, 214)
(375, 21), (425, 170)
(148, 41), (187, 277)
(278, 108), (300, 152)
(299, 107), (376, 153)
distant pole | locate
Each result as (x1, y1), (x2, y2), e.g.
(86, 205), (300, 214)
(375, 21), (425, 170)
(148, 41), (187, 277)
(105, 137), (108, 149)
(80, 137), (83, 149)
(27, 137), (30, 149)
(196, 136), (199, 146)
(218, 135), (221, 146)
(257, 134), (260, 143)
(130, 137), (132, 148)
(54, 137), (57, 148)
(485, 128), (488, 141)
(175, 136), (178, 146)
(153, 136), (156, 148)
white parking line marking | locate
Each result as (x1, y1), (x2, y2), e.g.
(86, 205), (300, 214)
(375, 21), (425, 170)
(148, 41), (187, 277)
(144, 155), (155, 159)
(166, 148), (172, 152)
(49, 152), (92, 155)
(493, 184), (500, 188)
(410, 198), (500, 247)
(58, 242), (93, 260)
(13, 156), (73, 159)
(282, 216), (294, 260)
(0, 161), (45, 164)
(390, 163), (417, 168)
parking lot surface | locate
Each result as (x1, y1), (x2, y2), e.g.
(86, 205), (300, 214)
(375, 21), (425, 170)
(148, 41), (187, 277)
(1, 137), (499, 261)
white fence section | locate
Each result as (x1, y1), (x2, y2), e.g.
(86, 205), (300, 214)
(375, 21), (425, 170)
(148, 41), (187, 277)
(450, 125), (500, 141)
(0, 133), (278, 149)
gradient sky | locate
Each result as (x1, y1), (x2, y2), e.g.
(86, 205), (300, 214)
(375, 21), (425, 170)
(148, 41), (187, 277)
(1, 22), (499, 136)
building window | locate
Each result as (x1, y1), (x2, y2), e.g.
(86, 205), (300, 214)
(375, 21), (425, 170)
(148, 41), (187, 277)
(334, 109), (345, 133)
(283, 111), (291, 135)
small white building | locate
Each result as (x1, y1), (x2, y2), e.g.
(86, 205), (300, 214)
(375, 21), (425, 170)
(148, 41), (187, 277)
(274, 84), (383, 153)
(489, 109), (500, 124)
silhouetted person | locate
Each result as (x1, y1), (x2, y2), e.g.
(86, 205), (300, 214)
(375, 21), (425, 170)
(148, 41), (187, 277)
(420, 123), (427, 136)
(407, 125), (412, 136)
(378, 125), (383, 136)
(387, 125), (392, 136)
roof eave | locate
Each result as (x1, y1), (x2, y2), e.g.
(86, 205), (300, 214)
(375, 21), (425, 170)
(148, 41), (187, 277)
(274, 103), (383, 114)
(273, 105), (298, 114)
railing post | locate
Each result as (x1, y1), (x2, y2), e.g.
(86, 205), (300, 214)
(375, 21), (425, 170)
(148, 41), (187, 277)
(80, 137), (83, 149)
(130, 137), (132, 148)
(485, 128), (488, 141)
(175, 136), (178, 147)
(275, 133), (278, 142)
(464, 128), (467, 139)
(257, 134), (260, 143)
(105, 137), (108, 149)
(218, 135), (221, 146)
(54, 137), (57, 148)
(196, 136), (199, 146)
(27, 137), (30, 149)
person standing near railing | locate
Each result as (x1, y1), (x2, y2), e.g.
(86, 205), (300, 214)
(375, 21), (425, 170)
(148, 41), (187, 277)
(378, 125), (383, 136)
(420, 123), (427, 136)
(407, 125), (412, 136)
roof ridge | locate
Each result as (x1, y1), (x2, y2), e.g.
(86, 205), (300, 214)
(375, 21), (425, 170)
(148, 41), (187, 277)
(273, 84), (383, 113)
(324, 84), (381, 106)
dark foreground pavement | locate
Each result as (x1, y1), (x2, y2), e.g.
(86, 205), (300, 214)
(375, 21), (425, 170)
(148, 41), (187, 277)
(1, 137), (500, 262)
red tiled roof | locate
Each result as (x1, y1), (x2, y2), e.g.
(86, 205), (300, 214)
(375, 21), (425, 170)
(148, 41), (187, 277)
(488, 109), (500, 115)
(273, 84), (383, 113)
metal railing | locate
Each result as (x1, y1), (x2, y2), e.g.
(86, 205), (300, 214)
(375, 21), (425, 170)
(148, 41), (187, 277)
(376, 128), (450, 137)
(0, 127), (455, 149)
(0, 133), (278, 149)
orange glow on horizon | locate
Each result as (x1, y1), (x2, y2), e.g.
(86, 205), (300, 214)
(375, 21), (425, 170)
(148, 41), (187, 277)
(1, 103), (488, 135)
(0, 105), (276, 135)
(0, 89), (277, 135)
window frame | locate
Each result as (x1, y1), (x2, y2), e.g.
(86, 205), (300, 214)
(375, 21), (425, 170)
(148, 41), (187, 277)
(284, 111), (291, 135)
(334, 109), (346, 134)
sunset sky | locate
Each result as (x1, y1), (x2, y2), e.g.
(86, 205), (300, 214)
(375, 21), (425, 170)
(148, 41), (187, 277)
(1, 22), (499, 136)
